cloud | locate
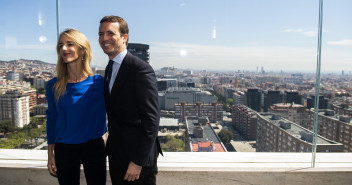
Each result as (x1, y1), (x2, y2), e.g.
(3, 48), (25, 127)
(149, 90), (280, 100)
(5, 36), (17, 48)
(284, 28), (317, 37)
(180, 3), (186, 7)
(327, 40), (352, 46)
(148, 42), (318, 71)
(246, 42), (257, 45)
(4, 44), (54, 50)
(4, 36), (53, 50)
(284, 29), (304, 33)
(302, 31), (317, 37)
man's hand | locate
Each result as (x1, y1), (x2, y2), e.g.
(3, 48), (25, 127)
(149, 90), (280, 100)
(124, 161), (142, 182)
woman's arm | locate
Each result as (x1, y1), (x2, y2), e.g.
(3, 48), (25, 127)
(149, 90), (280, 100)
(46, 80), (58, 177)
(47, 144), (57, 177)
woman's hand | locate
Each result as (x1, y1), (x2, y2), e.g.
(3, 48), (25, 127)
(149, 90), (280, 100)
(47, 144), (57, 177)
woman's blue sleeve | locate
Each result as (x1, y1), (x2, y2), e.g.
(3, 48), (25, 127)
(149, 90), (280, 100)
(46, 82), (57, 144)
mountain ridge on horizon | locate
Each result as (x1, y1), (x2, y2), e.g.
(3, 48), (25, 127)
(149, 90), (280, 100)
(0, 59), (107, 69)
(0, 59), (55, 65)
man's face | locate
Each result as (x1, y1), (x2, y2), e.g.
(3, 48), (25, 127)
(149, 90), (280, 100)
(99, 22), (128, 59)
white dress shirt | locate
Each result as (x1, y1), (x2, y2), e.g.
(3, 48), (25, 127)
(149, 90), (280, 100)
(109, 49), (127, 93)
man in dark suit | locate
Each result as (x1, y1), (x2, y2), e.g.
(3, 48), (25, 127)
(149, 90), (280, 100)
(99, 15), (162, 185)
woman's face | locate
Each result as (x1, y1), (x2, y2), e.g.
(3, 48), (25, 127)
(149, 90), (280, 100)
(58, 35), (82, 64)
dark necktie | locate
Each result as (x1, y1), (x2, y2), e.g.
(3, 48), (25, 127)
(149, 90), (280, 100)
(106, 60), (114, 92)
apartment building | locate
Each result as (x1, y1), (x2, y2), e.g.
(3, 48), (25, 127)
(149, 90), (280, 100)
(0, 91), (30, 127)
(127, 43), (149, 63)
(36, 94), (47, 104)
(175, 102), (223, 122)
(33, 104), (48, 116)
(308, 109), (352, 152)
(22, 89), (37, 112)
(285, 91), (303, 105)
(161, 87), (216, 110)
(307, 95), (328, 109)
(6, 71), (20, 81)
(0, 81), (37, 112)
(263, 90), (284, 112)
(269, 103), (308, 128)
(332, 104), (352, 117)
(257, 113), (343, 152)
(233, 91), (246, 105)
(246, 88), (262, 112)
(232, 104), (257, 140)
(0, 81), (31, 94)
(157, 78), (177, 91)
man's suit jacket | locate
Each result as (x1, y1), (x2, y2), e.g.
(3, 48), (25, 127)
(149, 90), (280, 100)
(104, 52), (162, 170)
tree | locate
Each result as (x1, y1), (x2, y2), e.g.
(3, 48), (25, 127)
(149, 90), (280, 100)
(213, 88), (226, 104)
(226, 98), (233, 106)
(30, 117), (45, 125)
(218, 129), (233, 144)
(0, 120), (15, 135)
(36, 88), (46, 94)
(175, 133), (185, 141)
(0, 120), (47, 149)
(161, 134), (185, 152)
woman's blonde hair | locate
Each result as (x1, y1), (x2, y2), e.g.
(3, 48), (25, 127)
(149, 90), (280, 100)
(53, 28), (93, 102)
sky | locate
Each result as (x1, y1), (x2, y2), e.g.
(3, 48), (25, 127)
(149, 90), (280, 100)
(0, 0), (351, 73)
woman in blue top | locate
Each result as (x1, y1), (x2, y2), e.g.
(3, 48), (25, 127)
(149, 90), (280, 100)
(46, 28), (107, 185)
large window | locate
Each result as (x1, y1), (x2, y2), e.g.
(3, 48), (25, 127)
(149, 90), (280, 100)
(1, 0), (352, 159)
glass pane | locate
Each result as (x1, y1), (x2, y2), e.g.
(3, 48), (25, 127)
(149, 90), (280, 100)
(314, 0), (352, 153)
(0, 0), (56, 149)
(1, 0), (351, 156)
(59, 0), (324, 153)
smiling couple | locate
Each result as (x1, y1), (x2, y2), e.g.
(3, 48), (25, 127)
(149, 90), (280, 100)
(46, 15), (162, 185)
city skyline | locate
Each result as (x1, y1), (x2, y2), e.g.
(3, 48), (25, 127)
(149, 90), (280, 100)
(1, 0), (351, 72)
(2, 46), (352, 154)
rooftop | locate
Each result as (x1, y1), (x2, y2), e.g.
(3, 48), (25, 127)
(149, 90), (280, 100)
(186, 117), (226, 152)
(159, 118), (179, 127)
(166, 87), (201, 92)
(192, 142), (225, 152)
(317, 109), (352, 126)
(271, 103), (305, 109)
(260, 113), (340, 145)
(187, 120), (221, 144)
